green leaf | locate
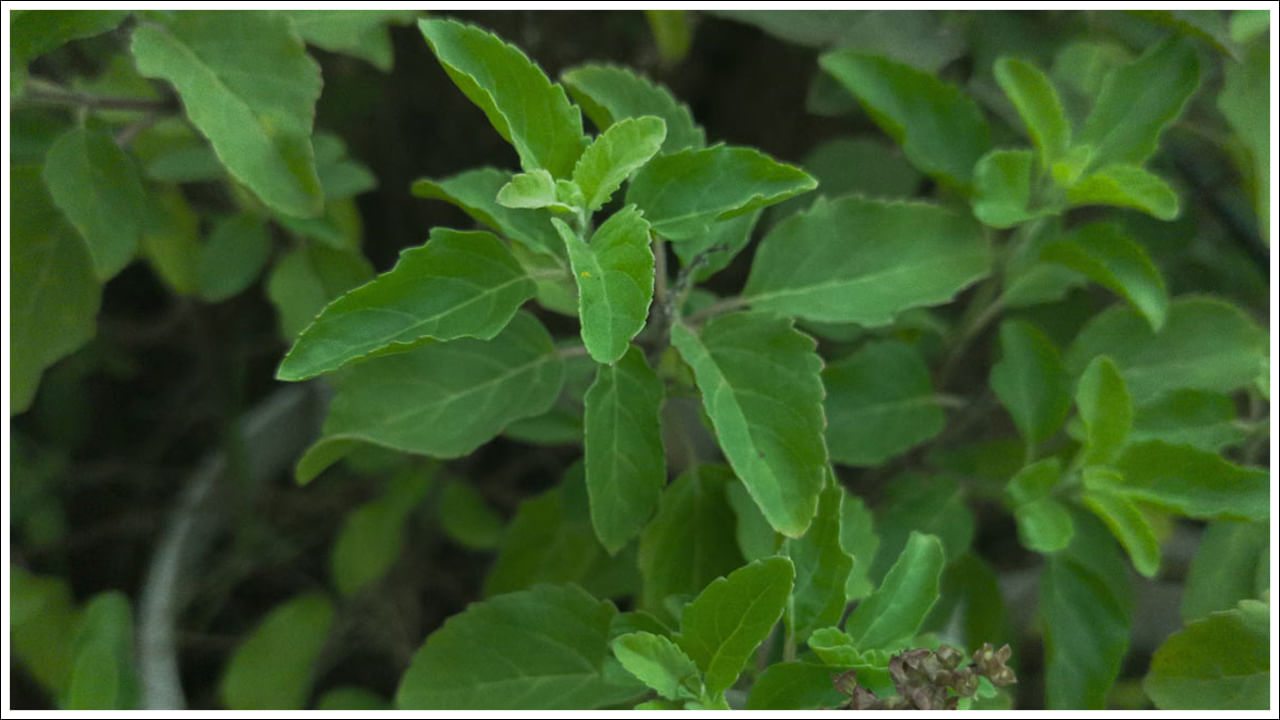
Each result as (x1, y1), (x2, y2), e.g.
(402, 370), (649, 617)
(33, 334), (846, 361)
(1066, 297), (1268, 403)
(784, 486), (854, 642)
(971, 149), (1061, 229)
(12, 11), (129, 72)
(990, 320), (1073, 447)
(1077, 36), (1200, 170)
(824, 339), (945, 467)
(331, 466), (432, 596)
(196, 213), (271, 303)
(670, 313), (827, 538)
(1144, 599), (1269, 710)
(1219, 33), (1269, 240)
(994, 56), (1072, 168)
(131, 12), (324, 217)
(141, 187), (202, 295)
(926, 554), (1013, 652)
(745, 661), (849, 710)
(10, 166), (101, 415)
(309, 311), (564, 464)
(871, 474), (973, 583)
(1182, 521), (1269, 622)
(419, 18), (586, 178)
(561, 64), (705, 154)
(839, 492), (879, 601)
(844, 532), (945, 652)
(743, 196), (991, 325)
(11, 566), (80, 695)
(726, 481), (782, 563)
(41, 128), (147, 280)
(438, 479), (504, 550)
(411, 168), (566, 260)
(220, 593), (335, 710)
(285, 10), (416, 70)
(584, 346), (666, 553)
(1075, 355), (1133, 465)
(645, 10), (693, 66)
(1081, 472), (1161, 578)
(626, 145), (816, 240)
(278, 229), (534, 380)
(573, 116), (667, 212)
(312, 132), (378, 200)
(266, 244), (375, 340)
(1063, 164), (1180, 220)
(1039, 516), (1133, 709)
(1107, 440), (1268, 521)
(671, 209), (760, 284)
(314, 687), (390, 711)
(1131, 390), (1247, 452)
(496, 168), (573, 212)
(554, 206), (655, 364)
(1005, 458), (1074, 553)
(676, 556), (795, 696)
(612, 632), (702, 701)
(62, 592), (138, 710)
(1042, 222), (1168, 332)
(395, 584), (642, 709)
(637, 466), (744, 621)
(819, 51), (991, 189)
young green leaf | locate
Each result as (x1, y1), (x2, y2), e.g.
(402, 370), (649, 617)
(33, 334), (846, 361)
(839, 493), (879, 601)
(395, 584), (642, 709)
(1131, 390), (1247, 452)
(612, 632), (702, 701)
(819, 51), (991, 189)
(1063, 163), (1180, 220)
(41, 128), (147, 280)
(990, 320), (1073, 447)
(331, 467), (432, 596)
(419, 18), (587, 178)
(561, 63), (706, 154)
(411, 168), (567, 260)
(437, 478), (504, 550)
(1075, 355), (1133, 465)
(637, 466), (744, 621)
(1081, 472), (1161, 578)
(220, 593), (335, 710)
(744, 196), (990, 325)
(824, 340), (946, 467)
(1065, 296), (1268, 403)
(1077, 36), (1200, 170)
(131, 12), (324, 217)
(626, 145), (816, 240)
(994, 56), (1072, 168)
(496, 168), (575, 212)
(1181, 521), (1269, 622)
(784, 486), (854, 642)
(308, 311), (564, 464)
(584, 346), (666, 553)
(844, 532), (945, 651)
(971, 149), (1061, 229)
(573, 116), (667, 212)
(670, 313), (828, 538)
(195, 213), (272, 303)
(1042, 222), (1168, 331)
(278, 229), (535, 380)
(1108, 440), (1268, 521)
(63, 592), (138, 710)
(284, 10), (416, 70)
(1005, 458), (1074, 553)
(676, 556), (795, 696)
(1144, 599), (1269, 710)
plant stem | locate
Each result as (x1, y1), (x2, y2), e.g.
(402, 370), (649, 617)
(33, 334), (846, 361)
(21, 76), (172, 112)
(555, 343), (591, 360)
(685, 295), (748, 325)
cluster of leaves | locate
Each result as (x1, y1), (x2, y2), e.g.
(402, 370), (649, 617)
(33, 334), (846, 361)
(9, 9), (1272, 711)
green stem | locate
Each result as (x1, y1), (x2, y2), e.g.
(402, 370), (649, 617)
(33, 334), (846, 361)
(21, 76), (172, 112)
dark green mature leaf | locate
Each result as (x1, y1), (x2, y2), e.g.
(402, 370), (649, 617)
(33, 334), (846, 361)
(331, 466), (432, 596)
(554, 207), (654, 364)
(824, 340), (945, 467)
(1218, 33), (1269, 239)
(671, 209), (761, 284)
(1081, 472), (1161, 578)
(63, 592), (138, 710)
(285, 10), (416, 70)
(1107, 440), (1268, 521)
(1131, 390), (1247, 452)
(671, 313), (827, 538)
(396, 584), (642, 709)
(278, 229), (534, 380)
(561, 64), (705, 154)
(131, 12), (324, 217)
(612, 632), (702, 701)
(844, 532), (945, 652)
(925, 554), (1013, 652)
(727, 481), (782, 563)
(584, 347), (666, 553)
(1066, 297), (1268, 403)
(677, 557), (795, 696)
(266, 244), (375, 340)
(437, 479), (504, 550)
(305, 311), (563, 467)
(11, 166), (101, 415)
(819, 51), (991, 189)
(419, 18), (586, 178)
(1040, 516), (1133, 709)
(41, 128), (148, 280)
(871, 474), (973, 583)
(196, 213), (271, 303)
(1077, 36), (1200, 170)
(1064, 164), (1180, 220)
(573, 116), (667, 212)
(220, 593), (335, 710)
(12, 11), (129, 74)
(1075, 355), (1132, 465)
(637, 466), (744, 621)
(411, 168), (565, 260)
(784, 487), (854, 642)
(991, 320), (1073, 447)
(314, 687), (389, 711)
(994, 56), (1071, 168)
(1005, 458), (1074, 553)
(626, 145), (816, 240)
(1043, 222), (1168, 332)
(746, 661), (849, 710)
(971, 149), (1060, 229)
(744, 196), (990, 325)
(1144, 599), (1269, 710)
(1182, 521), (1269, 622)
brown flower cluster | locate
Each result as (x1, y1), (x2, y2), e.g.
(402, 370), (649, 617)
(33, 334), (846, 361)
(832, 643), (1016, 710)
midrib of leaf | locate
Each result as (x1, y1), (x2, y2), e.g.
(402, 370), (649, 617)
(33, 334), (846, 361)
(682, 585), (778, 687)
(747, 251), (980, 307)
